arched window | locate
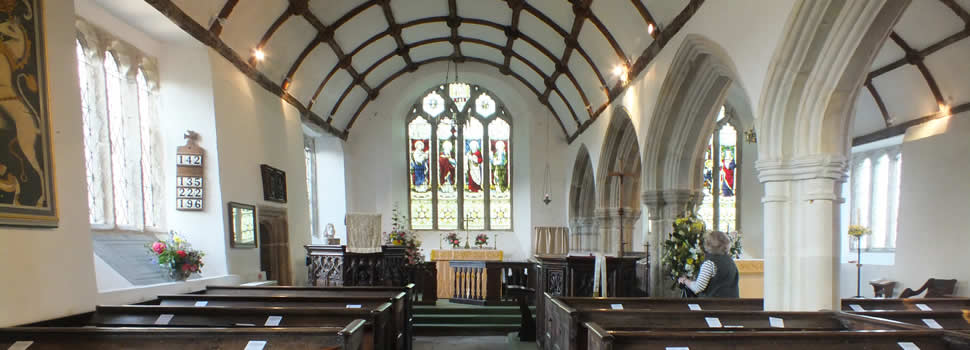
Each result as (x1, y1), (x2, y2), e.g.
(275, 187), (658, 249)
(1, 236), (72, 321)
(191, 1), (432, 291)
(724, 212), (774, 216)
(849, 145), (901, 251)
(407, 83), (512, 231)
(699, 106), (740, 232)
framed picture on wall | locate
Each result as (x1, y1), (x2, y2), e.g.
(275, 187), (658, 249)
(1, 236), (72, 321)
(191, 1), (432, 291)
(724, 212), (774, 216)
(0, 0), (59, 227)
(260, 164), (287, 203)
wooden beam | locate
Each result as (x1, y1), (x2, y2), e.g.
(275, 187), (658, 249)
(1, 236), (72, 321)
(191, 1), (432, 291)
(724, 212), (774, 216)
(144, 0), (344, 139)
(852, 101), (969, 146)
(890, 32), (945, 106)
(865, 80), (893, 127)
(869, 28), (970, 80)
(209, 0), (239, 36)
(630, 0), (659, 36)
(939, 0), (970, 25)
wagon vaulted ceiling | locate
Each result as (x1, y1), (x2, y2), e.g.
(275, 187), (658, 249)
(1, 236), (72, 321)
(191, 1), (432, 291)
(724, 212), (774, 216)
(144, 0), (701, 141)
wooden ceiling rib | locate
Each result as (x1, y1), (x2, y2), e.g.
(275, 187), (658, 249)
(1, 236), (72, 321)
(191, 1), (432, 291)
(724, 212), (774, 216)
(152, 0), (703, 140)
(855, 0), (970, 145)
(143, 0), (343, 138)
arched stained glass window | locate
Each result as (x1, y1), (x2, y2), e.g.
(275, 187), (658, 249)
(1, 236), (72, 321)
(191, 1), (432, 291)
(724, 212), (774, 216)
(699, 106), (740, 232)
(406, 84), (513, 230)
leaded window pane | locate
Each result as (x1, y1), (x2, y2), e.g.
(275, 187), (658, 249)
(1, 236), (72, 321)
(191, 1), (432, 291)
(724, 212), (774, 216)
(488, 118), (511, 229)
(463, 118), (485, 230)
(408, 117), (433, 230)
(437, 116), (459, 230)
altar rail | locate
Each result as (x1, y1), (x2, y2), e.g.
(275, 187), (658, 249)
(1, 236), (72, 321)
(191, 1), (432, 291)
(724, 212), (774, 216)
(448, 261), (535, 306)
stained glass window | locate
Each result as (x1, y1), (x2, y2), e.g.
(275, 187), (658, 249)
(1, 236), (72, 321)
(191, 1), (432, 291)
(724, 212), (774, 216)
(406, 83), (513, 230)
(698, 106), (740, 232)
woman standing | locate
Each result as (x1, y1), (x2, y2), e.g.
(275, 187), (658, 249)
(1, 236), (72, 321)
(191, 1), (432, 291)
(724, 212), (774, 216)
(678, 231), (739, 298)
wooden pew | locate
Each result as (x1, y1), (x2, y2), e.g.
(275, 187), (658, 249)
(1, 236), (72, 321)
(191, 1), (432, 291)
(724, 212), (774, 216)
(199, 284), (414, 350)
(842, 298), (970, 311)
(544, 294), (763, 350)
(584, 322), (961, 350)
(155, 294), (393, 308)
(853, 310), (970, 333)
(0, 321), (365, 350)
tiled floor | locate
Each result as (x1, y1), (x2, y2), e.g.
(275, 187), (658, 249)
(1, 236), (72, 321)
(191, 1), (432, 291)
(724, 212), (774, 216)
(413, 336), (538, 350)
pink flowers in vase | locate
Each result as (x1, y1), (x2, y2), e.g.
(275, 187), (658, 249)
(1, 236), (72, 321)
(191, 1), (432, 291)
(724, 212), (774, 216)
(147, 231), (205, 281)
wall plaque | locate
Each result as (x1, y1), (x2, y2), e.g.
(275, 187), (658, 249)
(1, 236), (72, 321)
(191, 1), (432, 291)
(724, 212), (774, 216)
(260, 164), (287, 203)
(176, 131), (204, 211)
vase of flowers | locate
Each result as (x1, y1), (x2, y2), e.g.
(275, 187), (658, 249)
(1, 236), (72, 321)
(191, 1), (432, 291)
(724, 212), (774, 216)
(661, 215), (706, 290)
(727, 230), (743, 259)
(444, 232), (461, 249)
(148, 232), (204, 282)
(848, 224), (871, 298)
(474, 233), (489, 248)
(384, 203), (425, 265)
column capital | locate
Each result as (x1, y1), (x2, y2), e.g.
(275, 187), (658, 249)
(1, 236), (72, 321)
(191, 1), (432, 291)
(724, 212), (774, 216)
(756, 154), (848, 183)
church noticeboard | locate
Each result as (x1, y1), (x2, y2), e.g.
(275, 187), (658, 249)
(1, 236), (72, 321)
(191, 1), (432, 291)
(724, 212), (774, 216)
(175, 131), (204, 211)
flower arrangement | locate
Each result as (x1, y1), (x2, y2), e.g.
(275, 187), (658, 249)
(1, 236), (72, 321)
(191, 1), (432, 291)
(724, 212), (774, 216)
(661, 215), (706, 290)
(727, 230), (743, 259)
(848, 225), (871, 238)
(444, 232), (461, 248)
(148, 232), (204, 281)
(384, 203), (424, 265)
(474, 233), (489, 248)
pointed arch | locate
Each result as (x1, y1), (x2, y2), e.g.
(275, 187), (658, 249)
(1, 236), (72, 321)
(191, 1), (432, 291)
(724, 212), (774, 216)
(569, 144), (597, 252)
(595, 107), (642, 255)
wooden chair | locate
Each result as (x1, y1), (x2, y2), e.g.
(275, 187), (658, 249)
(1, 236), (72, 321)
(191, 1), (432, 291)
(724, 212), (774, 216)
(899, 278), (957, 298)
(507, 285), (536, 342)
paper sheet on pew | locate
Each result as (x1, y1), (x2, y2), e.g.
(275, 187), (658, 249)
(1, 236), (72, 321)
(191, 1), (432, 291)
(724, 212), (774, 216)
(769, 317), (785, 328)
(916, 304), (932, 311)
(155, 314), (174, 325)
(665, 347), (689, 350)
(849, 304), (864, 311)
(194, 301), (208, 307)
(265, 316), (283, 327)
(922, 318), (943, 329)
(610, 304), (623, 310)
(898, 342), (921, 350)
(244, 340), (267, 350)
(346, 304), (362, 309)
(688, 304), (701, 311)
(7, 341), (33, 350)
(705, 317), (722, 328)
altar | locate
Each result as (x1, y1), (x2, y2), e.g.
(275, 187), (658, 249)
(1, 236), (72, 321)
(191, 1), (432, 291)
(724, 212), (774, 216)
(430, 249), (504, 298)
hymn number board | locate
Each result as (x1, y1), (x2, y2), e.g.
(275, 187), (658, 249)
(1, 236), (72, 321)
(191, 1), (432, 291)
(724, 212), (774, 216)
(176, 132), (205, 211)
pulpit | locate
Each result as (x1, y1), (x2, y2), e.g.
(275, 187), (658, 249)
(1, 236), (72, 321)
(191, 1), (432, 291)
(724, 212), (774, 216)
(533, 254), (647, 346)
(305, 245), (408, 287)
(430, 249), (503, 299)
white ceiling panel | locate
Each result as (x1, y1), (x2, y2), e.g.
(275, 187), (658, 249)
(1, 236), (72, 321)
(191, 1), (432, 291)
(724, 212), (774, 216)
(411, 41), (454, 62)
(365, 56), (407, 88)
(170, 0), (227, 28)
(352, 36), (397, 72)
(260, 17), (318, 83)
(641, 0), (688, 28)
(289, 44), (338, 104)
(392, 0), (448, 24)
(312, 70), (353, 117)
(334, 6), (387, 52)
(459, 24), (507, 47)
(870, 41), (905, 71)
(568, 54), (606, 109)
(518, 12), (567, 58)
(852, 89), (887, 137)
(578, 20), (621, 76)
(592, 0), (653, 60)
(528, 0), (574, 33)
(872, 65), (938, 124)
(924, 38), (970, 106)
(309, 0), (371, 25)
(513, 40), (555, 76)
(220, 0), (289, 56)
(457, 0), (513, 26)
(460, 42), (504, 65)
(549, 93), (577, 134)
(402, 22), (450, 44)
(333, 86), (369, 129)
(510, 57), (544, 93)
(893, 0), (963, 51)
(557, 75), (588, 121)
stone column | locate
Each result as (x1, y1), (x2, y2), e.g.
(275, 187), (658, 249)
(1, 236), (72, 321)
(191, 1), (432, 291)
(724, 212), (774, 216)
(594, 208), (640, 256)
(757, 157), (846, 311)
(641, 189), (701, 297)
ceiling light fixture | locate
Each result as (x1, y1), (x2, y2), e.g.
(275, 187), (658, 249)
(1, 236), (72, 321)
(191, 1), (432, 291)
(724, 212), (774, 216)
(939, 103), (951, 117)
(252, 48), (266, 62)
(612, 64), (628, 83)
(647, 23), (655, 35)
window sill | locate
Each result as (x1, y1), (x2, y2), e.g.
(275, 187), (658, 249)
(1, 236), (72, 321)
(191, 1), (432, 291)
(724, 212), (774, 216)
(96, 274), (241, 305)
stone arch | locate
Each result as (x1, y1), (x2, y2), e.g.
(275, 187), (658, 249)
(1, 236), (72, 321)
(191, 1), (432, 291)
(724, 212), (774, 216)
(569, 144), (597, 253)
(756, 0), (910, 310)
(639, 34), (754, 296)
(595, 108), (642, 255)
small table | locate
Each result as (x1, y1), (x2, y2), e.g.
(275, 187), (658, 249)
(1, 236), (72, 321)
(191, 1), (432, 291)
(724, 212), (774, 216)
(430, 249), (503, 298)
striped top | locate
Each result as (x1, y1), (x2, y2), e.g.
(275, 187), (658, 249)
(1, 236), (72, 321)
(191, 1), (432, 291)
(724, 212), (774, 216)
(687, 261), (717, 294)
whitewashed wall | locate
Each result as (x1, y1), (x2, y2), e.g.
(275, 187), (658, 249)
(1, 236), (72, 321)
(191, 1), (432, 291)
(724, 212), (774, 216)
(839, 111), (970, 297)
